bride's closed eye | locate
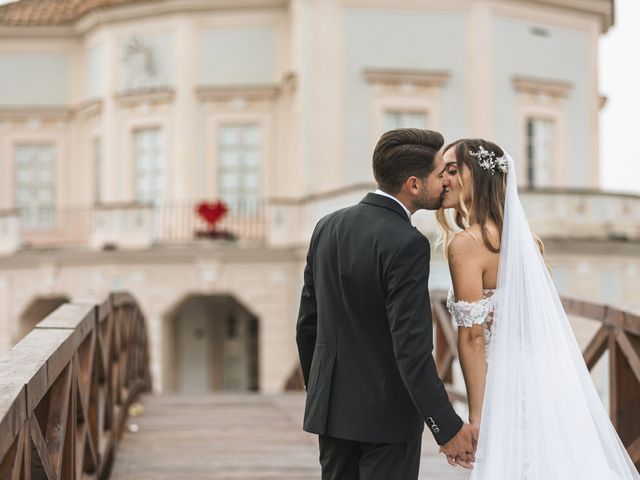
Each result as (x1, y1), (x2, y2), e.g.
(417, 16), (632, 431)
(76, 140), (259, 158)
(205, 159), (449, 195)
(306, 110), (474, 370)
(443, 161), (459, 177)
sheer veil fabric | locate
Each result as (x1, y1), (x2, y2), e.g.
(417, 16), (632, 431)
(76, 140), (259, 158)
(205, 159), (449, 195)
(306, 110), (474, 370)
(471, 155), (640, 479)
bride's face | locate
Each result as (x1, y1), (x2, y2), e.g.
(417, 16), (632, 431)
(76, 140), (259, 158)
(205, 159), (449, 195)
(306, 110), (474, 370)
(441, 148), (473, 209)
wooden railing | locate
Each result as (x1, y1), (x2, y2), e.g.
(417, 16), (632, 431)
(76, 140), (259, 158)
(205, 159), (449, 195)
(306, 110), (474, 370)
(431, 289), (640, 470)
(0, 293), (151, 479)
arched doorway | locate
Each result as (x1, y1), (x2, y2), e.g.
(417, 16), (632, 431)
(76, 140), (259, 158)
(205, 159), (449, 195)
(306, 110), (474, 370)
(163, 294), (259, 393)
(15, 295), (69, 345)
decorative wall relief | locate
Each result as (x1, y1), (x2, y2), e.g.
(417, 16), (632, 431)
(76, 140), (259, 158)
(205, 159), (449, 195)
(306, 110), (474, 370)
(121, 36), (157, 91)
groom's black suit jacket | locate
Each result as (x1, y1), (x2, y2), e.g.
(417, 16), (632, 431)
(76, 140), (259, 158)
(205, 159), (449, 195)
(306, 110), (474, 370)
(296, 193), (462, 445)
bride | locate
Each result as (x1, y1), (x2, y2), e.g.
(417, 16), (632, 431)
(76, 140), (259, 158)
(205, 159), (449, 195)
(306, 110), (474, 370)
(437, 138), (640, 479)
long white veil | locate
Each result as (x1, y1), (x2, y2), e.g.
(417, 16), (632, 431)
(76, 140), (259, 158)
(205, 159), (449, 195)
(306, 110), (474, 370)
(471, 155), (640, 479)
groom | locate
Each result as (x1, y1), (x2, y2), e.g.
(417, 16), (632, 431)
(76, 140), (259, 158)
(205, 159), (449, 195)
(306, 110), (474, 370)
(296, 129), (477, 479)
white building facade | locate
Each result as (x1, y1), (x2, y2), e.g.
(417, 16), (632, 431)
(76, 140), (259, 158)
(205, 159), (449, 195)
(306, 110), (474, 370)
(1, 0), (635, 394)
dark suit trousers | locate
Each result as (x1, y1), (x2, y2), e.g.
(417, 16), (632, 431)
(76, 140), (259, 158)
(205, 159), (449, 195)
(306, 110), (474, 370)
(318, 435), (421, 480)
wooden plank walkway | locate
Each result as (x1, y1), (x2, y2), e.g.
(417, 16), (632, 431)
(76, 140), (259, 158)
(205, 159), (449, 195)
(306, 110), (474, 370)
(111, 393), (470, 480)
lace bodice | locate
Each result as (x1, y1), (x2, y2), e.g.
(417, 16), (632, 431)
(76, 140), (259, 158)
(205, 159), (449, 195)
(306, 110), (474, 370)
(446, 288), (496, 359)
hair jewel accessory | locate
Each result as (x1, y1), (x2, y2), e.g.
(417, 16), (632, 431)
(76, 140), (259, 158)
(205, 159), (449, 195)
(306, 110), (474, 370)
(469, 145), (509, 174)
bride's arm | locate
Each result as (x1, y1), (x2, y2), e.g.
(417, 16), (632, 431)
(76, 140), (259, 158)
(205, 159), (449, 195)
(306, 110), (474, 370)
(447, 233), (487, 426)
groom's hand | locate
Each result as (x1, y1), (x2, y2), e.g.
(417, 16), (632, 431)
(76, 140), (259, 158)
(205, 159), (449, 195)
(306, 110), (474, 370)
(439, 423), (479, 469)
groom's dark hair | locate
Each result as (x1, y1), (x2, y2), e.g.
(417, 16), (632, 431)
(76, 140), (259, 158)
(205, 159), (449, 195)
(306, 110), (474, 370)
(372, 128), (444, 194)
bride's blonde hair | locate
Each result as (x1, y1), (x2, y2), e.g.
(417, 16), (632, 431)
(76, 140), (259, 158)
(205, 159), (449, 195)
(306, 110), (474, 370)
(436, 138), (546, 259)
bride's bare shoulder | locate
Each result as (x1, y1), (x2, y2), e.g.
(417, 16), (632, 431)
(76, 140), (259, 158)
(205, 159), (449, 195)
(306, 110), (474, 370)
(447, 230), (483, 264)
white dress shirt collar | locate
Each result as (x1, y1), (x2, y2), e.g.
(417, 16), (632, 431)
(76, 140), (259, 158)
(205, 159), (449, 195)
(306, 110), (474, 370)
(374, 189), (412, 221)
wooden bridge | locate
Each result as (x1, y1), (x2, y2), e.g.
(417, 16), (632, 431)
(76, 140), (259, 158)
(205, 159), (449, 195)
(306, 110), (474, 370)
(1, 291), (639, 479)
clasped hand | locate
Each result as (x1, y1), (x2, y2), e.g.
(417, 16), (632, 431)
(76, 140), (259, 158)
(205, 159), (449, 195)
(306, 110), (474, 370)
(439, 423), (479, 469)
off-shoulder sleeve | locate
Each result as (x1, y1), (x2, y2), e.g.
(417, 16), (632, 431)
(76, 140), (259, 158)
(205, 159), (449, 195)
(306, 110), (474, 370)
(446, 288), (493, 328)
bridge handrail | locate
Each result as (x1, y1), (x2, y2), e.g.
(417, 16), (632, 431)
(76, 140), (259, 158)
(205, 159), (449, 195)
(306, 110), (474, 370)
(431, 289), (640, 468)
(0, 292), (151, 479)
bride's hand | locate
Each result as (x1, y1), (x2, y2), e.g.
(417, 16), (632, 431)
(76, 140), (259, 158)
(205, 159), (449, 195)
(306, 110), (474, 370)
(468, 421), (480, 450)
(444, 454), (474, 469)
(439, 423), (478, 469)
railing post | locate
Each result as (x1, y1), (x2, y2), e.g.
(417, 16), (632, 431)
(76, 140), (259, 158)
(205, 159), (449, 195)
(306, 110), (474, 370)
(607, 307), (640, 468)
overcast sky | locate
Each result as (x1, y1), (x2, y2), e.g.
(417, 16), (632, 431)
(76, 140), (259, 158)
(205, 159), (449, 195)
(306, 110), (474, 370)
(0, 0), (636, 193)
(598, 0), (639, 194)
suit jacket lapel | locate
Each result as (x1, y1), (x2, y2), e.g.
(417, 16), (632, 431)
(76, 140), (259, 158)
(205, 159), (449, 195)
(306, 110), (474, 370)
(360, 192), (411, 223)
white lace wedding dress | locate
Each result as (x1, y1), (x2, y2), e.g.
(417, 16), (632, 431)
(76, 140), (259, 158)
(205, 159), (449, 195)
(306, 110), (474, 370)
(447, 288), (495, 360)
(441, 154), (640, 480)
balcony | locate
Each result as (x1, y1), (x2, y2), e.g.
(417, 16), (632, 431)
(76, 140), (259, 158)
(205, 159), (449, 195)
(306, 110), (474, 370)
(0, 201), (267, 254)
(520, 187), (640, 241)
(0, 187), (638, 254)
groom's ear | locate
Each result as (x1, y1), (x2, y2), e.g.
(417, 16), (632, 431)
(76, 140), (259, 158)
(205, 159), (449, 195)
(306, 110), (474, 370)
(405, 176), (420, 195)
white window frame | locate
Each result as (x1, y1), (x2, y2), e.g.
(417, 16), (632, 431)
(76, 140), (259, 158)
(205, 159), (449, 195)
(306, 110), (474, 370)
(13, 143), (57, 230)
(513, 77), (570, 188)
(372, 97), (441, 144)
(364, 69), (448, 147)
(132, 126), (165, 206)
(216, 123), (263, 215)
(124, 117), (169, 206)
(525, 116), (555, 188)
(205, 111), (270, 215)
(517, 108), (563, 188)
(2, 131), (64, 212)
(118, 93), (172, 205)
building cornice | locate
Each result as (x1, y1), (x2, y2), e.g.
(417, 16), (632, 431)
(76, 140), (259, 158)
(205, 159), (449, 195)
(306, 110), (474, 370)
(0, 0), (612, 37)
(363, 68), (450, 88)
(0, 77), (295, 119)
(115, 87), (175, 107)
(196, 72), (296, 102)
(196, 84), (279, 102)
(0, 0), (289, 37)
(522, 0), (613, 32)
(76, 98), (103, 117)
(0, 106), (73, 121)
(0, 243), (299, 269)
(74, 0), (289, 35)
(0, 25), (75, 37)
(512, 76), (573, 99)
